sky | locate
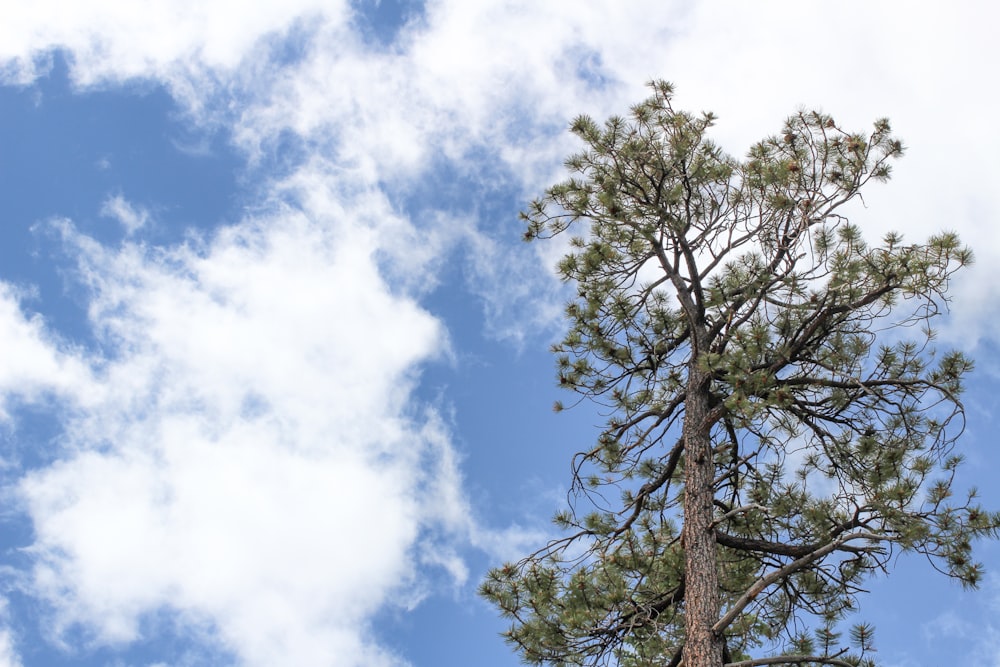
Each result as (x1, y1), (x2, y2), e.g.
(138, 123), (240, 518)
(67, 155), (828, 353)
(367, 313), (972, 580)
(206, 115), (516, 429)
(0, 1), (999, 666)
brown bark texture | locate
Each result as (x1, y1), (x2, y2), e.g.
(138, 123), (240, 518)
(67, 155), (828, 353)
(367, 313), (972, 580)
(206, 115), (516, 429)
(682, 351), (723, 667)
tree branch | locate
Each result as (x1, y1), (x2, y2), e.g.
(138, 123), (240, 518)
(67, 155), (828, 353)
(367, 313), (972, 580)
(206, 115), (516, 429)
(713, 531), (890, 634)
(725, 655), (854, 667)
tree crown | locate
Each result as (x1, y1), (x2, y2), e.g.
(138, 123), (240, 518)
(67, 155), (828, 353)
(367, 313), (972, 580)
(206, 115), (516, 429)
(482, 81), (998, 667)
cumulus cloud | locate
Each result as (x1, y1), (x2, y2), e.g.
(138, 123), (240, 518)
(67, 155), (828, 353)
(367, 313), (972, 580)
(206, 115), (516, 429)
(12, 200), (468, 666)
(260, 1), (1000, 347)
(4, 1), (1000, 343)
(0, 0), (349, 87)
(1, 1), (1000, 665)
(643, 2), (1000, 349)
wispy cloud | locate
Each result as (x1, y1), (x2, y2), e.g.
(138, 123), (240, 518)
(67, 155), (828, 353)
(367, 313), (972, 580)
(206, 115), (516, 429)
(0, 600), (24, 667)
(921, 586), (1000, 667)
(0, 283), (94, 423)
(100, 194), (151, 235)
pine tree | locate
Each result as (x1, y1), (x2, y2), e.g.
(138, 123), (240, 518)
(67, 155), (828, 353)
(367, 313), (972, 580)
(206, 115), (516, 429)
(480, 82), (1000, 667)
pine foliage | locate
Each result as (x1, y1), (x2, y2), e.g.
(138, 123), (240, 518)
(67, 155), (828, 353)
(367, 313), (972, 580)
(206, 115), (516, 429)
(480, 82), (999, 667)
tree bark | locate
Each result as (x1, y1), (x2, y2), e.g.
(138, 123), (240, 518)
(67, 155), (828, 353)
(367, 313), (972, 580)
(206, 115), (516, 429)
(682, 360), (723, 667)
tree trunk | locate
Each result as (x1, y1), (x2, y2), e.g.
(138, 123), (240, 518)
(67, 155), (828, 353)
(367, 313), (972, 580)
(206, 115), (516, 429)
(682, 363), (723, 667)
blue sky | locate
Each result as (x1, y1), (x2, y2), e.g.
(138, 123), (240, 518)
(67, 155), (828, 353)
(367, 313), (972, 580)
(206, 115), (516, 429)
(0, 2), (999, 666)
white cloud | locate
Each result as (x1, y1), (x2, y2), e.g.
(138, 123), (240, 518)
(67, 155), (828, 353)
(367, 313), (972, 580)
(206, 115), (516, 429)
(0, 630), (21, 667)
(0, 0), (350, 88)
(0, 599), (23, 667)
(100, 194), (151, 235)
(642, 2), (1000, 349)
(0, 631), (22, 667)
(230, 1), (687, 181)
(0, 284), (94, 422)
(14, 199), (466, 666)
(251, 0), (1000, 347)
(4, 1), (1000, 345)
